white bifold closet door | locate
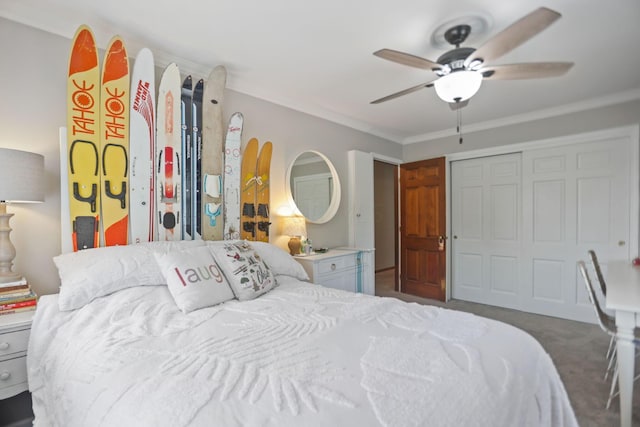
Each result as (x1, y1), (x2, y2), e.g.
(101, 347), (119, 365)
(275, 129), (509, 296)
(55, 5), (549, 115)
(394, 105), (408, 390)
(451, 133), (632, 322)
(451, 153), (523, 310)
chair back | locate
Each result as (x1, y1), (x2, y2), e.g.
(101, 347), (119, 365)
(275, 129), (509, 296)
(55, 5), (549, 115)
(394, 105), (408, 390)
(578, 260), (616, 336)
(588, 250), (607, 296)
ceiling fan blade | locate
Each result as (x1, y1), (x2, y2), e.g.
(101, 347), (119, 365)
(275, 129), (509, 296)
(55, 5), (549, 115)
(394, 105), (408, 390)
(373, 49), (441, 71)
(465, 7), (561, 66)
(371, 80), (436, 104)
(482, 62), (574, 80)
(449, 100), (469, 110)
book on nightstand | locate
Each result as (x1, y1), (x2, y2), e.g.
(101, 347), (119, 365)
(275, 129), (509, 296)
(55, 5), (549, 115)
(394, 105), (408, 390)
(0, 277), (27, 287)
(0, 276), (37, 315)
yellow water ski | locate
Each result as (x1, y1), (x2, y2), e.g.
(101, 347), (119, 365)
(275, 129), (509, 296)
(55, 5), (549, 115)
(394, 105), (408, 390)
(240, 138), (259, 240)
(67, 25), (100, 251)
(100, 35), (130, 246)
(255, 141), (272, 242)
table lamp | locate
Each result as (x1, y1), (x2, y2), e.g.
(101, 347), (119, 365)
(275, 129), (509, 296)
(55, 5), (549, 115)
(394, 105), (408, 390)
(282, 216), (306, 255)
(0, 148), (45, 283)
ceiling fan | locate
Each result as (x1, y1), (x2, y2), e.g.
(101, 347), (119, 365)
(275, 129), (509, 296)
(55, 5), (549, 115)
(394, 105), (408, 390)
(371, 7), (574, 109)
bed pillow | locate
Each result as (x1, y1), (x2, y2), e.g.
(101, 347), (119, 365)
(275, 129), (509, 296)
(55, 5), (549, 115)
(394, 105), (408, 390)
(54, 240), (206, 311)
(155, 246), (235, 313)
(210, 241), (277, 301)
(248, 241), (310, 281)
(209, 240), (309, 281)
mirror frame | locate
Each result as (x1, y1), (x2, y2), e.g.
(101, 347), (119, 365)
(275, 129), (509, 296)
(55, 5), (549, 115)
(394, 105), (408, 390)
(285, 150), (341, 224)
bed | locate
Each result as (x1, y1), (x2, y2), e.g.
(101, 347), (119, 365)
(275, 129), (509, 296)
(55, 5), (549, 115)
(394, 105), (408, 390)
(27, 240), (578, 427)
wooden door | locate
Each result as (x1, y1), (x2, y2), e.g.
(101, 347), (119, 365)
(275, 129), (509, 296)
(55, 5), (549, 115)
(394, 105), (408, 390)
(400, 157), (446, 300)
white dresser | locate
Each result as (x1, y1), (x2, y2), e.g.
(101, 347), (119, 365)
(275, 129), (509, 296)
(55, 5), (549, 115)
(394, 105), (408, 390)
(0, 310), (34, 400)
(294, 248), (374, 294)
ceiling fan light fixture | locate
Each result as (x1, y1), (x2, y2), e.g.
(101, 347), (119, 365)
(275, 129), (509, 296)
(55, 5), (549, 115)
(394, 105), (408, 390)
(434, 70), (482, 103)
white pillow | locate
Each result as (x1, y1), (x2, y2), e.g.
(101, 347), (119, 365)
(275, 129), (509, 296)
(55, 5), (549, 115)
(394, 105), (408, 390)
(210, 241), (277, 301)
(155, 246), (235, 313)
(54, 240), (206, 311)
(212, 241), (309, 281)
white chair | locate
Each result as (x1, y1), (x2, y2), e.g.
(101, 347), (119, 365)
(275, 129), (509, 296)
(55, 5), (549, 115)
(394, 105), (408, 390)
(578, 260), (640, 409)
(587, 250), (617, 376)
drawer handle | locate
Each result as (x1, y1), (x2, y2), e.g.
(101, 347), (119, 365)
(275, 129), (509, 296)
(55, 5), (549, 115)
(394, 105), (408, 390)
(0, 371), (10, 381)
(0, 342), (9, 351)
(331, 263), (336, 271)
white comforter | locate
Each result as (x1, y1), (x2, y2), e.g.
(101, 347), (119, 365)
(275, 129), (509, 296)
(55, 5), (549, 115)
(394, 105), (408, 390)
(28, 277), (578, 427)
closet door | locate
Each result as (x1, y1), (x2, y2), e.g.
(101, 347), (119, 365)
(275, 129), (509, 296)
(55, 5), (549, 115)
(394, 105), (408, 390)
(451, 153), (522, 309)
(521, 136), (631, 321)
(450, 130), (634, 322)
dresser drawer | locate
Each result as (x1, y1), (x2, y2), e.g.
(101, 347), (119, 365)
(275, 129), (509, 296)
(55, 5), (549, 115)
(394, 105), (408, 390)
(0, 356), (28, 392)
(0, 328), (30, 357)
(316, 271), (357, 293)
(317, 255), (356, 275)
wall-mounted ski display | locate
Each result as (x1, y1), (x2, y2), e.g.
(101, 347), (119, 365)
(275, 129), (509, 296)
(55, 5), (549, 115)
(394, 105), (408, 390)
(129, 48), (155, 244)
(240, 138), (259, 240)
(64, 28), (247, 245)
(201, 66), (227, 240)
(156, 63), (182, 241)
(180, 75), (193, 239)
(67, 25), (101, 251)
(255, 141), (272, 242)
(223, 112), (243, 240)
(100, 36), (130, 247)
(192, 79), (204, 239)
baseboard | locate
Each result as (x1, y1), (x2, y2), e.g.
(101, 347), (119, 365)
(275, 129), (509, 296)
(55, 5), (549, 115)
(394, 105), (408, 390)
(375, 266), (395, 273)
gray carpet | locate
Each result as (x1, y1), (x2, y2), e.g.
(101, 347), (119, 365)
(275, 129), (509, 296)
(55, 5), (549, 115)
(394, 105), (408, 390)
(375, 269), (640, 427)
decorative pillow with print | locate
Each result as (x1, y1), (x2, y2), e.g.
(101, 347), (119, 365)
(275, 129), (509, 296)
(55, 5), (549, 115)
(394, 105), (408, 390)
(211, 241), (277, 301)
(155, 245), (235, 313)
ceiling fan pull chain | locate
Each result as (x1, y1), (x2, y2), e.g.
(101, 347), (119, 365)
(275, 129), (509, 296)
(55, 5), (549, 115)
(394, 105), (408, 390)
(457, 107), (463, 144)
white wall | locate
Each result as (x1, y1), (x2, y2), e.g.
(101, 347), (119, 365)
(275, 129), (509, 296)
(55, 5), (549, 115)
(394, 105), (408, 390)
(0, 17), (402, 296)
(403, 99), (640, 160)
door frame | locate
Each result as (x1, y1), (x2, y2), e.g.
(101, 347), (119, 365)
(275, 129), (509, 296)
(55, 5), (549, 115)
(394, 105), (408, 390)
(349, 151), (402, 290)
(373, 153), (403, 291)
(444, 125), (639, 301)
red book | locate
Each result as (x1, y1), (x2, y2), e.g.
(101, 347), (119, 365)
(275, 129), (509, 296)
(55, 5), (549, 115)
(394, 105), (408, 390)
(0, 299), (37, 311)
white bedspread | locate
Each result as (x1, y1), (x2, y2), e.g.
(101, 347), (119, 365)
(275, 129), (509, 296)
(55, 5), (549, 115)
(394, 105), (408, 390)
(27, 277), (578, 427)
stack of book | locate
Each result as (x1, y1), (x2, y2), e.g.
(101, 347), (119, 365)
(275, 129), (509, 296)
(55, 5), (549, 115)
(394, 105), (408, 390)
(0, 276), (37, 316)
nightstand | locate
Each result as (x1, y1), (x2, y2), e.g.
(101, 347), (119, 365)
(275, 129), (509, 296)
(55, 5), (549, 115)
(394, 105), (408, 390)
(294, 248), (374, 294)
(0, 310), (34, 400)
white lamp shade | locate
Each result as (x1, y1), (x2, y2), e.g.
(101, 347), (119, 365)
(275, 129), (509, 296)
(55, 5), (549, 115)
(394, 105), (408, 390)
(434, 70), (483, 103)
(0, 148), (45, 202)
(282, 216), (307, 237)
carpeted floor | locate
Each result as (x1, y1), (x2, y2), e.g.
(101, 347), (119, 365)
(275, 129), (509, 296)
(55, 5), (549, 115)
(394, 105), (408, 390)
(375, 269), (640, 427)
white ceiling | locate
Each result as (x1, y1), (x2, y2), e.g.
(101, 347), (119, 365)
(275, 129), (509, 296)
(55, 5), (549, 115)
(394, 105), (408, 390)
(2, 0), (639, 144)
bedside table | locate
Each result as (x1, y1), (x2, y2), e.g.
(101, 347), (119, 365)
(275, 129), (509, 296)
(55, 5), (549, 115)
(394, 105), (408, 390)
(0, 310), (34, 400)
(294, 248), (374, 294)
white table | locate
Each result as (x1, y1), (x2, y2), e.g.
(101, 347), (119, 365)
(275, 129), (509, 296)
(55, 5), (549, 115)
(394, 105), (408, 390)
(605, 261), (640, 427)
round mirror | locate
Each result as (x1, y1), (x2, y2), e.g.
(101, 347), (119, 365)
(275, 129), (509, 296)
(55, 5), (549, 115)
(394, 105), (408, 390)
(285, 151), (341, 224)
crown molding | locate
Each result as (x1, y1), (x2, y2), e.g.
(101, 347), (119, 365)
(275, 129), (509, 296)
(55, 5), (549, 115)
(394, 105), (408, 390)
(403, 88), (640, 145)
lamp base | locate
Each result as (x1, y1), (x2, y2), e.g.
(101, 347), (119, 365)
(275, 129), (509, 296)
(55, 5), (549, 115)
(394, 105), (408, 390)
(0, 206), (21, 283)
(0, 271), (22, 284)
(288, 236), (302, 256)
